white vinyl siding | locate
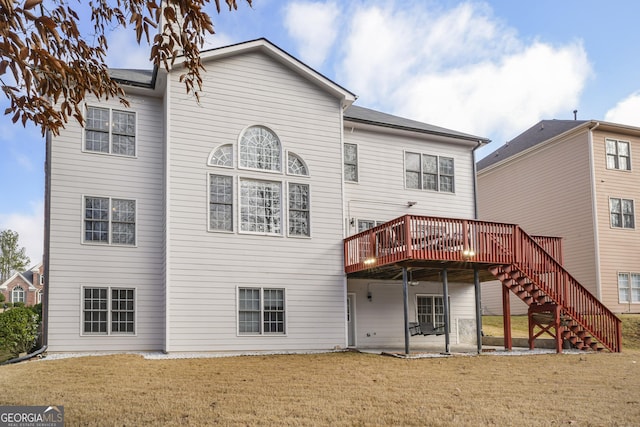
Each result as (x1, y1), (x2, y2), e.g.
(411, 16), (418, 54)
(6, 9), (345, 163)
(166, 50), (346, 351)
(48, 93), (164, 352)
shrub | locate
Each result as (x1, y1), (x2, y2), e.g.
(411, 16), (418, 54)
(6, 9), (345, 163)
(13, 301), (25, 308)
(0, 307), (39, 357)
(0, 293), (4, 303)
(29, 303), (42, 322)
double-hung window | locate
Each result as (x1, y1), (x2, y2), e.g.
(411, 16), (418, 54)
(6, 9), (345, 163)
(288, 183), (310, 236)
(416, 295), (448, 329)
(11, 286), (25, 303)
(84, 196), (136, 245)
(238, 287), (285, 335)
(405, 152), (455, 193)
(209, 175), (233, 231)
(618, 273), (640, 303)
(85, 106), (136, 156)
(83, 287), (135, 334)
(610, 198), (635, 229)
(606, 139), (631, 170)
(344, 143), (358, 182)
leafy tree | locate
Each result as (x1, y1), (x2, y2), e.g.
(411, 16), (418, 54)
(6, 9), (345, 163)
(0, 229), (30, 282)
(0, 306), (39, 356)
(1, 0), (252, 136)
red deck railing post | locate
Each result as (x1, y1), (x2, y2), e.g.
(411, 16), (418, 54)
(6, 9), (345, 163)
(404, 215), (412, 259)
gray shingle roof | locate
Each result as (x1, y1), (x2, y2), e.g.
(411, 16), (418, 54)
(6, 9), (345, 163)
(108, 68), (156, 87)
(344, 105), (489, 143)
(477, 120), (590, 170)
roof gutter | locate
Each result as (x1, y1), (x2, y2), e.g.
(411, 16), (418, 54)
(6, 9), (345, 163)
(587, 121), (602, 300)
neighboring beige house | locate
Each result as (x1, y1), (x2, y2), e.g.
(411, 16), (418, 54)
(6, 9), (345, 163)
(477, 119), (640, 315)
(0, 263), (44, 306)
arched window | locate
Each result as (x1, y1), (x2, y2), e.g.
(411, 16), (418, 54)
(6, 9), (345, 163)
(12, 286), (25, 303)
(287, 152), (308, 176)
(208, 144), (233, 167)
(239, 126), (281, 171)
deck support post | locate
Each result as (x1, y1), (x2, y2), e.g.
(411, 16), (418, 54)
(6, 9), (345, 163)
(502, 283), (512, 350)
(474, 268), (482, 354)
(402, 266), (410, 355)
(442, 268), (451, 354)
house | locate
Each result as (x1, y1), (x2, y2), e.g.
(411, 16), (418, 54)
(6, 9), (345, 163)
(43, 39), (621, 354)
(0, 263), (44, 306)
(477, 119), (640, 316)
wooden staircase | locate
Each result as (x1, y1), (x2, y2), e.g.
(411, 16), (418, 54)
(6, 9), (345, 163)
(488, 231), (621, 352)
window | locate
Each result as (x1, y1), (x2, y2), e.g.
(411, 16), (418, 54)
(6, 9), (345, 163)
(84, 196), (136, 245)
(209, 144), (233, 167)
(85, 106), (136, 156)
(618, 273), (640, 303)
(37, 290), (42, 304)
(606, 139), (631, 170)
(344, 143), (358, 182)
(287, 152), (308, 176)
(83, 287), (135, 334)
(288, 183), (310, 236)
(238, 287), (285, 334)
(239, 126), (281, 171)
(405, 152), (455, 193)
(11, 286), (25, 303)
(209, 175), (233, 231)
(416, 295), (447, 329)
(610, 198), (635, 229)
(240, 179), (282, 234)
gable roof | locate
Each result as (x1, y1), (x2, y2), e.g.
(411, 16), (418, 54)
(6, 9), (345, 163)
(477, 120), (590, 170)
(0, 272), (34, 290)
(344, 105), (490, 143)
(110, 38), (356, 104)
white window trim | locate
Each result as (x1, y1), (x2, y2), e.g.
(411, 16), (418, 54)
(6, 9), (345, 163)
(344, 142), (359, 183)
(81, 195), (138, 247)
(81, 104), (138, 158)
(286, 181), (311, 238)
(237, 177), (284, 237)
(207, 173), (235, 233)
(285, 150), (311, 177)
(237, 124), (284, 174)
(609, 197), (635, 230)
(236, 286), (287, 336)
(80, 286), (138, 336)
(404, 150), (456, 194)
(11, 286), (25, 303)
(415, 293), (451, 332)
(605, 138), (632, 171)
(207, 143), (234, 168)
(618, 272), (640, 304)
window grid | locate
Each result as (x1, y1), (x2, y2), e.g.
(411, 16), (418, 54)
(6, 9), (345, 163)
(11, 286), (25, 303)
(240, 179), (282, 234)
(416, 295), (446, 329)
(287, 153), (308, 176)
(288, 183), (309, 236)
(610, 198), (635, 229)
(344, 143), (358, 182)
(238, 288), (285, 335)
(83, 288), (108, 334)
(618, 273), (640, 303)
(210, 144), (233, 167)
(239, 126), (281, 171)
(209, 175), (233, 231)
(111, 288), (135, 333)
(84, 197), (136, 245)
(606, 139), (631, 170)
(405, 152), (455, 193)
(85, 106), (136, 156)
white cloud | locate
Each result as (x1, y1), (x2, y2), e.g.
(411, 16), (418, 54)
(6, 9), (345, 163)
(336, 1), (592, 143)
(105, 27), (155, 69)
(0, 202), (44, 268)
(605, 91), (640, 127)
(283, 1), (340, 68)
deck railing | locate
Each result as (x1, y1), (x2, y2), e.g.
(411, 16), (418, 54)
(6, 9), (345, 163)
(344, 214), (621, 352)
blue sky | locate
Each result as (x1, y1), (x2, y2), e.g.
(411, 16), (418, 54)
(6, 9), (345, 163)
(2, 0), (640, 263)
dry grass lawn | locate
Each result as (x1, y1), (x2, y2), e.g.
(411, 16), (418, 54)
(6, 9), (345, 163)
(2, 350), (640, 426)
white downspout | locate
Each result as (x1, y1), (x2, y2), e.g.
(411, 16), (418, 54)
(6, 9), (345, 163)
(588, 121), (602, 300)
